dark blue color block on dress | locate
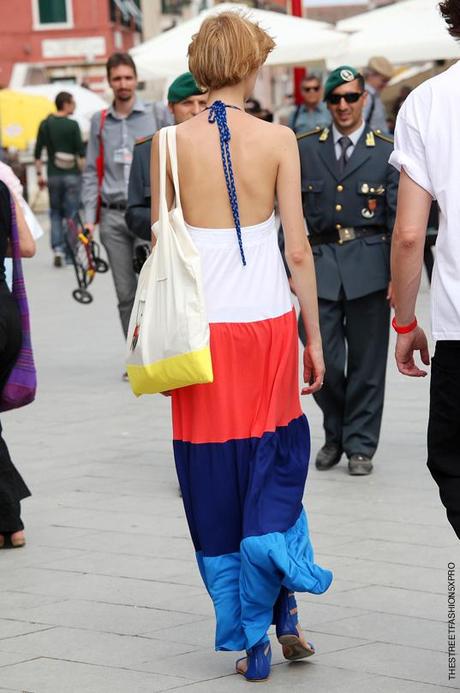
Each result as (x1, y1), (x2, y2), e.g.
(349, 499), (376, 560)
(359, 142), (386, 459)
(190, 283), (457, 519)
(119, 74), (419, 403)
(173, 415), (310, 557)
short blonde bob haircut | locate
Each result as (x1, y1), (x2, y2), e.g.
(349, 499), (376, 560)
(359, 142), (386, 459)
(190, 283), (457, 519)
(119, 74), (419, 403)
(188, 11), (275, 90)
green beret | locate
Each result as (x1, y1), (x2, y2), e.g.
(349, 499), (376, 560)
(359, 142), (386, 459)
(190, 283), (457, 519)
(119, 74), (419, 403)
(324, 66), (362, 100)
(167, 72), (203, 103)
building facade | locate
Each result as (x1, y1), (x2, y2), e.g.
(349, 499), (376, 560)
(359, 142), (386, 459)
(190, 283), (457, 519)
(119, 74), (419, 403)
(0, 0), (142, 91)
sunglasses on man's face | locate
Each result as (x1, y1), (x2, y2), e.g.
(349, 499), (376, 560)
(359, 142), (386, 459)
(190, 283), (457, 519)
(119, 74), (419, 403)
(327, 92), (364, 105)
(302, 86), (320, 93)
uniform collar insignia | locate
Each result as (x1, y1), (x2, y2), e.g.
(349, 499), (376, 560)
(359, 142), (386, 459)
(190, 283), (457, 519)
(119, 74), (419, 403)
(365, 131), (375, 147)
(319, 127), (330, 142)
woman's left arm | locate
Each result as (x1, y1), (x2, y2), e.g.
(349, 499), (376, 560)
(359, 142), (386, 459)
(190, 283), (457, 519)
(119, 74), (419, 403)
(14, 197), (36, 258)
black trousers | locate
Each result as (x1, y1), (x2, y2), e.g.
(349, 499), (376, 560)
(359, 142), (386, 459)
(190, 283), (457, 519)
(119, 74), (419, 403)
(300, 290), (390, 458)
(427, 341), (460, 540)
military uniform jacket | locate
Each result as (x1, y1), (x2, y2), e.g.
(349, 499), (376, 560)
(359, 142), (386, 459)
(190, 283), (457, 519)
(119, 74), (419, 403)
(298, 127), (399, 301)
(125, 135), (152, 241)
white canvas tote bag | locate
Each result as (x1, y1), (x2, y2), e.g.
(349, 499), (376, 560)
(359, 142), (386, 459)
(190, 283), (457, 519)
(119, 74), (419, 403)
(126, 126), (213, 395)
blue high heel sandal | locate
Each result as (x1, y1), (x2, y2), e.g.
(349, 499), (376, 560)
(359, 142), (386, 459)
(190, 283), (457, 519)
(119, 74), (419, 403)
(273, 588), (315, 661)
(235, 639), (272, 682)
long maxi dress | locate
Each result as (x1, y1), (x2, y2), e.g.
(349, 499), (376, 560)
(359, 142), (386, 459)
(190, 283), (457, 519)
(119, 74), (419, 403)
(171, 208), (333, 652)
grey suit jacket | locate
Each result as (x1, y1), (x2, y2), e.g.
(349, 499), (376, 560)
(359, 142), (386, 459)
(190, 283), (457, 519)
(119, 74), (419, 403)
(125, 136), (152, 241)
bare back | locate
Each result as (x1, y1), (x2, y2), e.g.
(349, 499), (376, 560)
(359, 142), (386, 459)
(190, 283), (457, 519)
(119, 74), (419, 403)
(174, 109), (281, 228)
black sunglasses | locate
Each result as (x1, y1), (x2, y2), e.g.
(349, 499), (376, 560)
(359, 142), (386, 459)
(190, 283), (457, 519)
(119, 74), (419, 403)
(302, 86), (320, 93)
(327, 92), (364, 105)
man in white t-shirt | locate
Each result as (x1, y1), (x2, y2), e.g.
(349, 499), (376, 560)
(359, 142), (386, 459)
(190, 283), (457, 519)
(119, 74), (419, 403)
(389, 1), (460, 540)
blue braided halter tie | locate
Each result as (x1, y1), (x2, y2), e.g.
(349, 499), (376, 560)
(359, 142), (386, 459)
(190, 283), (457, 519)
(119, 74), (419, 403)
(207, 100), (246, 267)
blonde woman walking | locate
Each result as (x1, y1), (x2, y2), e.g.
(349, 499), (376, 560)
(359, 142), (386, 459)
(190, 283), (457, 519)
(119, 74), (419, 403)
(151, 12), (332, 682)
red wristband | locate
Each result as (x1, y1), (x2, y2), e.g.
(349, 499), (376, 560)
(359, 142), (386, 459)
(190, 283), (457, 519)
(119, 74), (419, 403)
(392, 315), (418, 334)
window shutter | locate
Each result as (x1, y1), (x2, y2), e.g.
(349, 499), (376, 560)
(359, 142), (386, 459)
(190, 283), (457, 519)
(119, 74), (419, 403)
(38, 0), (67, 24)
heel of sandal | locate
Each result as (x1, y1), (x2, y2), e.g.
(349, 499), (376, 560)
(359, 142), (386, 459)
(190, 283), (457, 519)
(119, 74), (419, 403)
(278, 632), (315, 661)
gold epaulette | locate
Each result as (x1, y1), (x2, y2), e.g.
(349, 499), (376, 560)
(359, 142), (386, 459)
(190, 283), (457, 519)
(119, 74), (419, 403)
(296, 126), (321, 141)
(374, 130), (394, 144)
(135, 134), (153, 146)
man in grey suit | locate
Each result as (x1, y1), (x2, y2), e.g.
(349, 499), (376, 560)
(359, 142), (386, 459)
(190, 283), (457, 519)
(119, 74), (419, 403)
(126, 73), (207, 241)
(297, 66), (399, 476)
(82, 53), (158, 354)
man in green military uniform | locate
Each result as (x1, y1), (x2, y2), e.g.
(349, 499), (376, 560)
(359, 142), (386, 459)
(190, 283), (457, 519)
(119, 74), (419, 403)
(297, 66), (399, 476)
(126, 72), (207, 240)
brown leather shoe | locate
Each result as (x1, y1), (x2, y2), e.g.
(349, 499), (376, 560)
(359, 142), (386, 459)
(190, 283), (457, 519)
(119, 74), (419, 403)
(348, 454), (373, 476)
(315, 443), (342, 470)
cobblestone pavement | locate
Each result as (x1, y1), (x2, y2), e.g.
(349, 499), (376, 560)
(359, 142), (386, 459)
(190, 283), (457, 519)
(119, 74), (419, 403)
(0, 229), (458, 692)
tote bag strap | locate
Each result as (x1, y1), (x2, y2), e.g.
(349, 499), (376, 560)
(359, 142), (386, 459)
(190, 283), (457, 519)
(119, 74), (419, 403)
(8, 195), (25, 293)
(8, 195), (30, 364)
(158, 126), (183, 226)
(158, 127), (169, 226)
(165, 126), (182, 214)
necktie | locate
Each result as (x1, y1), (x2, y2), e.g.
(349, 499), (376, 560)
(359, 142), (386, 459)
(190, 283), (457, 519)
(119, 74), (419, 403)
(337, 136), (352, 175)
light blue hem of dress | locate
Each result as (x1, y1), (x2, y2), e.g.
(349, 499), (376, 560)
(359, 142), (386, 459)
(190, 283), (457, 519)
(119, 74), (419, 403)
(196, 509), (333, 652)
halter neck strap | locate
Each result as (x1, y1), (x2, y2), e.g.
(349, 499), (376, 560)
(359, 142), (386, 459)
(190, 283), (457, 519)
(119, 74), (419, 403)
(206, 100), (246, 266)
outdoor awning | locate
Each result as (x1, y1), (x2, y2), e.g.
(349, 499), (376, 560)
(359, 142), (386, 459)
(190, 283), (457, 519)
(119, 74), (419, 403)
(17, 84), (108, 140)
(0, 90), (54, 150)
(131, 3), (348, 79)
(330, 0), (460, 66)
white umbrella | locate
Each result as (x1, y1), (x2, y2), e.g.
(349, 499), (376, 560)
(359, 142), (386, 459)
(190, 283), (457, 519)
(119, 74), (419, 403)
(131, 3), (348, 79)
(330, 0), (460, 66)
(17, 83), (108, 139)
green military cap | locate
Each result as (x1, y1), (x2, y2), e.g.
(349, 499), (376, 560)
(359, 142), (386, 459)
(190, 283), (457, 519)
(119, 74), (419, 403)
(324, 66), (363, 101)
(167, 72), (203, 103)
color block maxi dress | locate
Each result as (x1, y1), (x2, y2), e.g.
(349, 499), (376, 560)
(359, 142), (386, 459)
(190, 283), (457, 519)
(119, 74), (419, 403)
(171, 103), (332, 652)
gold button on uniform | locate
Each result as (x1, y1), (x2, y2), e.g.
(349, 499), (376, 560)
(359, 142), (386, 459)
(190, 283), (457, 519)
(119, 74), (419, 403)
(337, 184), (344, 192)
(336, 224), (342, 230)
(335, 204), (342, 212)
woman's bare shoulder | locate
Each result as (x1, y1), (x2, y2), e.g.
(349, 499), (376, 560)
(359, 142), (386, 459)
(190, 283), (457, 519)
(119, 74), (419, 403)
(272, 122), (297, 141)
(252, 119), (296, 142)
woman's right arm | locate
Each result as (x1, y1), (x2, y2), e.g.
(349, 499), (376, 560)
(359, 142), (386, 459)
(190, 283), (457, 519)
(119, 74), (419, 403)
(276, 126), (324, 395)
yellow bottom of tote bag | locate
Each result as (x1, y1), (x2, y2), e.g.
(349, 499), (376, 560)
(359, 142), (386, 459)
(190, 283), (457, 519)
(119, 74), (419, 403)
(126, 126), (213, 396)
(127, 345), (213, 396)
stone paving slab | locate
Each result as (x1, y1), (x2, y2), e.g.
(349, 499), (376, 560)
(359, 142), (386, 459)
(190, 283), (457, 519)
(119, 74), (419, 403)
(0, 620), (55, 640)
(0, 228), (458, 692)
(316, 641), (458, 689)
(0, 659), (187, 693)
(312, 611), (445, 651)
(0, 601), (207, 637)
(0, 626), (199, 669)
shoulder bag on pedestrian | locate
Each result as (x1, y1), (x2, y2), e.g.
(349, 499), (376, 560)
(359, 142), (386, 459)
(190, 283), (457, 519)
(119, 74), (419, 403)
(0, 198), (37, 412)
(45, 116), (79, 171)
(125, 126), (213, 396)
(95, 109), (108, 223)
